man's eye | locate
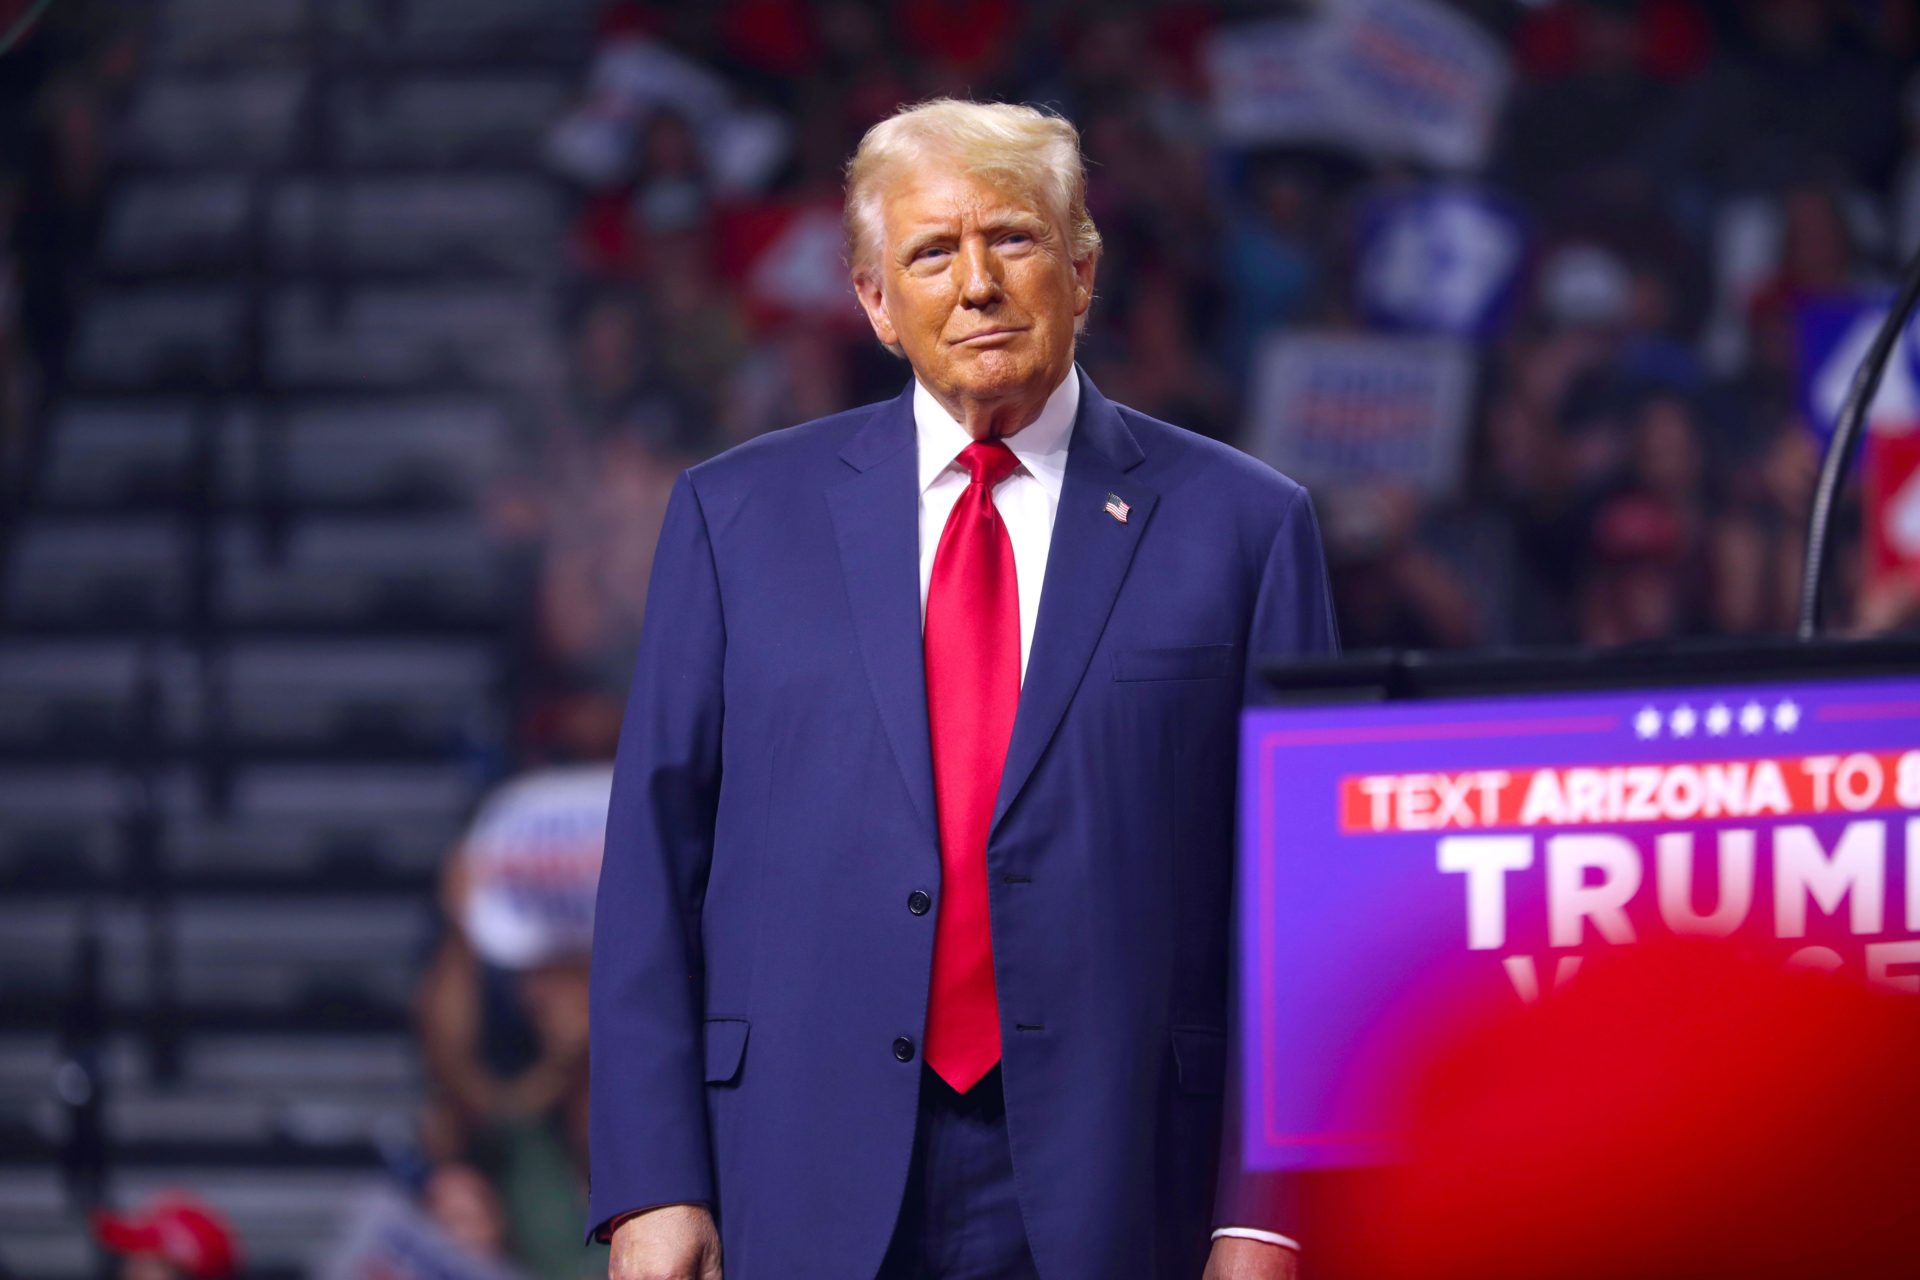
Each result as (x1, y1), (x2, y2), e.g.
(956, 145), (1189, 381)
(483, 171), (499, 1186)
(914, 246), (950, 262)
(1001, 233), (1032, 247)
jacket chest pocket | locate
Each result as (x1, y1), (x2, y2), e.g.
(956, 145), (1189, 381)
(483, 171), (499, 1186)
(1110, 644), (1235, 683)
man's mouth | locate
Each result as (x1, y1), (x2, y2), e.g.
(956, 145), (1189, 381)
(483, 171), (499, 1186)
(954, 327), (1026, 345)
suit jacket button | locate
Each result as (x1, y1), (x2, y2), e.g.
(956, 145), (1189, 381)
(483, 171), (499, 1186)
(907, 890), (931, 916)
(892, 1036), (915, 1062)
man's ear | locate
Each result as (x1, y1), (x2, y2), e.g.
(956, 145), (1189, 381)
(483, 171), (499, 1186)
(853, 271), (900, 348)
(1071, 252), (1097, 320)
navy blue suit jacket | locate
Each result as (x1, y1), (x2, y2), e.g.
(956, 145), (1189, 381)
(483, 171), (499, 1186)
(587, 371), (1338, 1278)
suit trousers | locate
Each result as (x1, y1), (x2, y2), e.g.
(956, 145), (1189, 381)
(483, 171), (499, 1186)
(875, 1064), (1042, 1280)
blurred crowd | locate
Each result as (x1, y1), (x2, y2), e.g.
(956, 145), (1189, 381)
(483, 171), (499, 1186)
(10, 2), (1920, 1277)
(439, 9), (1920, 1262)
(495, 0), (1920, 773)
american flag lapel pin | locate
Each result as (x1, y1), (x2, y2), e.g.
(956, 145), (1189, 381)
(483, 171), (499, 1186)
(1103, 492), (1130, 524)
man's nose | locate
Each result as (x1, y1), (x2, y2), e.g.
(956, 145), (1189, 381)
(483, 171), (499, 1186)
(957, 238), (1002, 307)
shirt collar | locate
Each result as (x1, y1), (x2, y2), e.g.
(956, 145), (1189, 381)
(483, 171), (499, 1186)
(913, 365), (1080, 498)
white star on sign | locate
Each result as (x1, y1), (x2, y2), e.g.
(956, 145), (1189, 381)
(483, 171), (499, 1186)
(1705, 703), (1732, 736)
(1670, 705), (1698, 738)
(1739, 701), (1767, 734)
(1774, 699), (1801, 733)
(1634, 706), (1662, 739)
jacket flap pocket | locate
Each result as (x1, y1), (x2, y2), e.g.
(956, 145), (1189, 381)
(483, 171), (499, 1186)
(1171, 1026), (1227, 1095)
(703, 1017), (750, 1084)
(1112, 644), (1235, 682)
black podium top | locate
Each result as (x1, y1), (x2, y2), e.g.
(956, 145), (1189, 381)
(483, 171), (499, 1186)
(1256, 635), (1920, 706)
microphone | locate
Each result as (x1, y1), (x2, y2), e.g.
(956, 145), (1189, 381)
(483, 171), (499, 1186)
(1796, 244), (1920, 639)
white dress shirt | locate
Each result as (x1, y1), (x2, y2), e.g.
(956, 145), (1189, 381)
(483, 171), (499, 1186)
(914, 368), (1076, 680)
(911, 366), (1299, 1257)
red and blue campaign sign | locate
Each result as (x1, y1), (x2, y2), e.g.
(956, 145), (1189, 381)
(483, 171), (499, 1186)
(1238, 676), (1920, 1172)
(1793, 295), (1920, 584)
(1794, 293), (1920, 440)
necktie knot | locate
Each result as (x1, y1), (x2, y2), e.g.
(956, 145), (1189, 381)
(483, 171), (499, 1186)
(958, 439), (1020, 490)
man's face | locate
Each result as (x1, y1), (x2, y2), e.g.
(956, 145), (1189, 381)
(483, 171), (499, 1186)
(855, 164), (1094, 417)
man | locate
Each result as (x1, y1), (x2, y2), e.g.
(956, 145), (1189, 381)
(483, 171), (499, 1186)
(589, 99), (1336, 1280)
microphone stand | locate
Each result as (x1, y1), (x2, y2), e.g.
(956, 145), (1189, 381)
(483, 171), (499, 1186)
(1796, 244), (1920, 639)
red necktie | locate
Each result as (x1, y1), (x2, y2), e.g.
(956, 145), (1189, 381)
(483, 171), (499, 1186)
(923, 438), (1022, 1093)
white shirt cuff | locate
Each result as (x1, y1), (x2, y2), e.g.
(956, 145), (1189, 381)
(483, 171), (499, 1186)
(1211, 1226), (1301, 1251)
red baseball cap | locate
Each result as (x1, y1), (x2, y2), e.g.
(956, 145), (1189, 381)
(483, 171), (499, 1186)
(90, 1194), (240, 1279)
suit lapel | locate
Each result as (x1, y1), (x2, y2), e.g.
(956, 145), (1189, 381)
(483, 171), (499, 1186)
(992, 372), (1158, 836)
(827, 383), (940, 844)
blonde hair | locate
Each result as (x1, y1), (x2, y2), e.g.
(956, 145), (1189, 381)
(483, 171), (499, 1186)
(843, 98), (1102, 282)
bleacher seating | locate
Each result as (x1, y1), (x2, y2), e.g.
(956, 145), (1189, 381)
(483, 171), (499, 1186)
(5, 519), (193, 627)
(160, 763), (471, 885)
(39, 401), (209, 506)
(0, 766), (125, 887)
(70, 286), (247, 388)
(101, 177), (253, 276)
(229, 397), (515, 504)
(272, 177), (564, 275)
(120, 72), (308, 169)
(266, 285), (561, 388)
(0, 0), (599, 1272)
(216, 515), (507, 627)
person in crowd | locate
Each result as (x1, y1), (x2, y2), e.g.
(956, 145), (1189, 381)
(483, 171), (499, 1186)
(526, 0), (1920, 668)
(1323, 484), (1483, 651)
(416, 883), (599, 1280)
(417, 764), (613, 1279)
(421, 1162), (513, 1267)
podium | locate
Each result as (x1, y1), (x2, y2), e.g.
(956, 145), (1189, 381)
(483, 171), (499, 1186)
(1237, 635), (1920, 1174)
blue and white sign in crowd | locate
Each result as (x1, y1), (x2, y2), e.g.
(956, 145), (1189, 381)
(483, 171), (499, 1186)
(1355, 186), (1527, 341)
